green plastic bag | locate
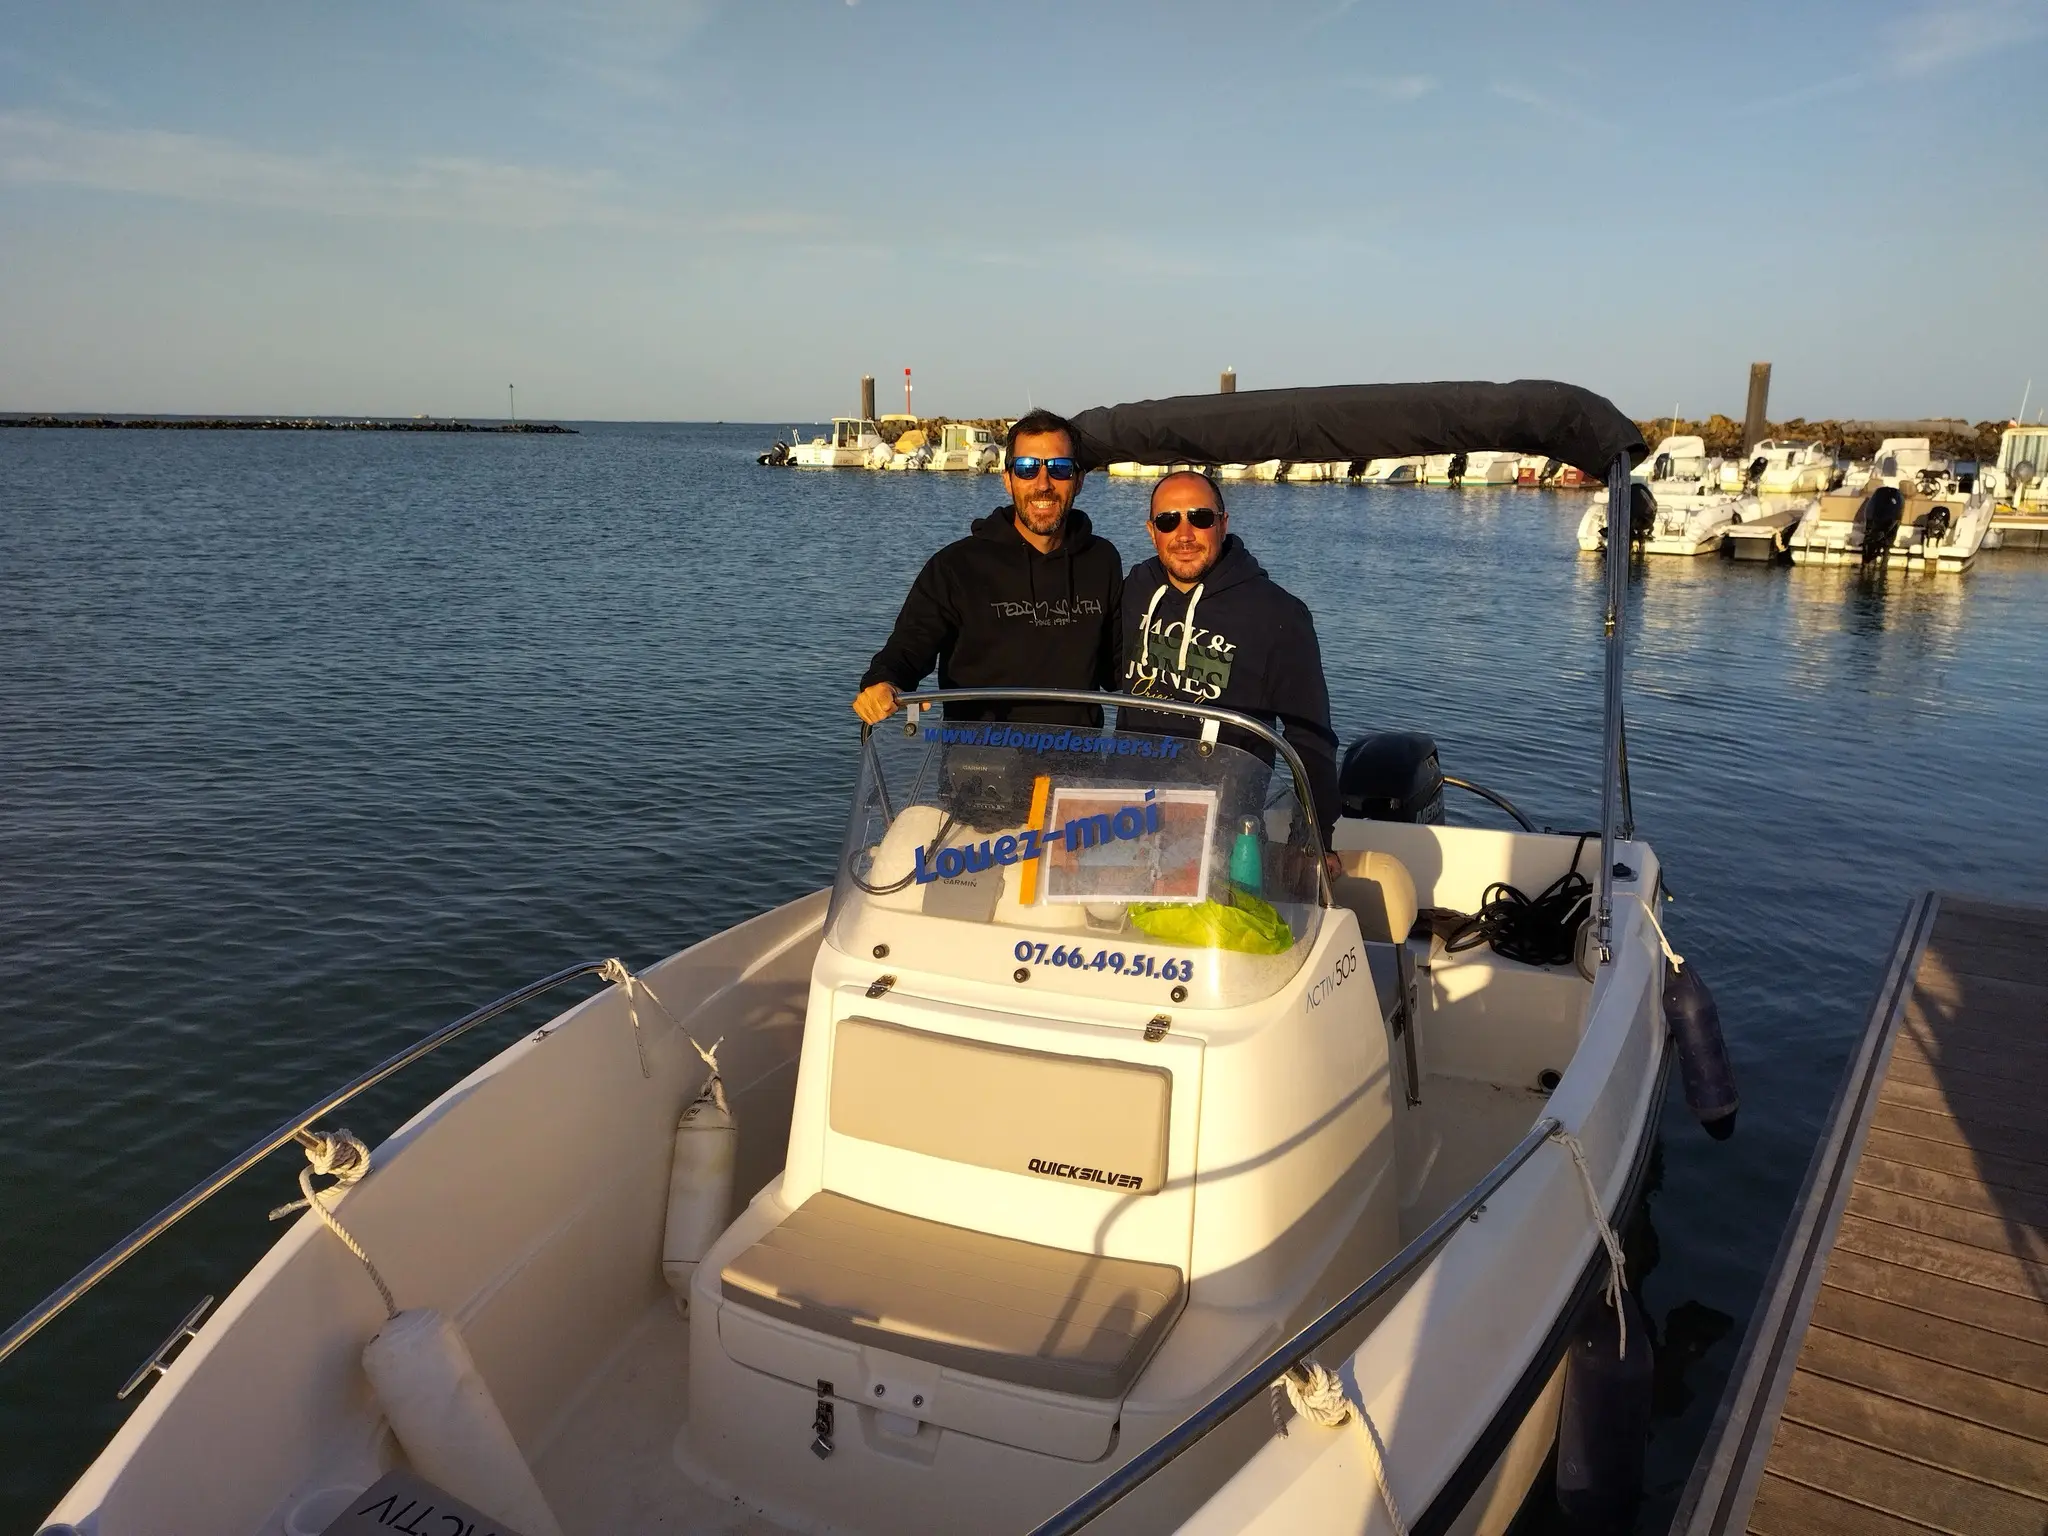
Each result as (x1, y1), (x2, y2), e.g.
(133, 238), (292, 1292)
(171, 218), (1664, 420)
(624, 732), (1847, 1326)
(1129, 889), (1296, 955)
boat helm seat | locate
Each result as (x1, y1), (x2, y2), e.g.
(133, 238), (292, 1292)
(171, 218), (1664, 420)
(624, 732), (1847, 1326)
(720, 1191), (1185, 1400)
(1331, 849), (1420, 944)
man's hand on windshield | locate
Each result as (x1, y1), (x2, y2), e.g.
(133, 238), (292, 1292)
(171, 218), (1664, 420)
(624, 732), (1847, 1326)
(853, 682), (904, 724)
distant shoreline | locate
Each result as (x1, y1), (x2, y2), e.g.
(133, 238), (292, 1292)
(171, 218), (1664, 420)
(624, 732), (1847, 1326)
(0, 415), (575, 434)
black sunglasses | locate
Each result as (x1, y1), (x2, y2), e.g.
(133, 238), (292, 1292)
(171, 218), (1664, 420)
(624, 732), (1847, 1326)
(1008, 456), (1080, 482)
(1149, 507), (1220, 533)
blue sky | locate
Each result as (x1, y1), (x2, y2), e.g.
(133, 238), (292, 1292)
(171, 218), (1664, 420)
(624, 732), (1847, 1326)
(1, 1), (2042, 421)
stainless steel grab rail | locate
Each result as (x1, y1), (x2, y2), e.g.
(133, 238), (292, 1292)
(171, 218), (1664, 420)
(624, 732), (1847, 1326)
(0, 959), (615, 1371)
(1025, 1114), (1564, 1536)
(1442, 775), (1539, 833)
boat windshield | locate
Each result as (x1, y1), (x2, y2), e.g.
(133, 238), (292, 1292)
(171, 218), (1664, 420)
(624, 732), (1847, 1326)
(826, 713), (1326, 1008)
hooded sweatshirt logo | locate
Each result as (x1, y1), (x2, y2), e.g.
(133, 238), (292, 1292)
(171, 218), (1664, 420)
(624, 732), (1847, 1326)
(1126, 582), (1236, 701)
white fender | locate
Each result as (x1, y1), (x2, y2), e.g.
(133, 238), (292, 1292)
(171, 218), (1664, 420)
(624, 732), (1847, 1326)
(662, 1069), (737, 1303)
(361, 1308), (566, 1536)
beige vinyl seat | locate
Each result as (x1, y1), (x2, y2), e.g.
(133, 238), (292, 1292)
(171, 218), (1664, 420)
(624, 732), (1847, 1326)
(1331, 848), (1420, 944)
(720, 1191), (1185, 1400)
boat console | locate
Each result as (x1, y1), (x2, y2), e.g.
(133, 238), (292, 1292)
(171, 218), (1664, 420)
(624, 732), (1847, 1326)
(683, 709), (1406, 1516)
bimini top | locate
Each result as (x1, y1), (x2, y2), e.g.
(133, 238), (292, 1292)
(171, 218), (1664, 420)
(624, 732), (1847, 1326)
(1069, 379), (1646, 479)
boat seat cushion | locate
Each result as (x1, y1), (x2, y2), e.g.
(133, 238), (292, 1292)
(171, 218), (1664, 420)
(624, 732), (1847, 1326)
(720, 1191), (1185, 1400)
(1332, 849), (1420, 944)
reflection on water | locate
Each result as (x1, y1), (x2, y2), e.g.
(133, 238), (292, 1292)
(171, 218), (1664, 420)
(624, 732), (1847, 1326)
(4, 429), (2048, 1530)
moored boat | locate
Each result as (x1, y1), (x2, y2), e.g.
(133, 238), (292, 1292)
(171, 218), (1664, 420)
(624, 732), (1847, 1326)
(1987, 424), (2048, 549)
(791, 417), (886, 468)
(927, 423), (1004, 473)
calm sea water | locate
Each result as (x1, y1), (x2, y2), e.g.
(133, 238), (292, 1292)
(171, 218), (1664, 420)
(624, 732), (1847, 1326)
(4, 423), (2046, 1530)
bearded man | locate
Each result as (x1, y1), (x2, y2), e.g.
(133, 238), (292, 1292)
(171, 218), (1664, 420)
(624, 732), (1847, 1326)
(853, 408), (1123, 727)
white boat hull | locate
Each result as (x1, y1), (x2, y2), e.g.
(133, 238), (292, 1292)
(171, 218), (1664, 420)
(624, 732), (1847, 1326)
(789, 446), (868, 469)
(46, 823), (1669, 1536)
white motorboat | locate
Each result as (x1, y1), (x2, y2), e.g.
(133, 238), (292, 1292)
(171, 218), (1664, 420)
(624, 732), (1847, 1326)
(1836, 436), (1931, 494)
(1247, 459), (1285, 481)
(1788, 470), (1995, 572)
(1575, 490), (1743, 557)
(1715, 440), (1835, 495)
(1358, 458), (1423, 486)
(791, 418), (886, 469)
(15, 381), (1736, 1536)
(928, 423), (1003, 474)
(1423, 451), (1519, 487)
(1280, 461), (1352, 482)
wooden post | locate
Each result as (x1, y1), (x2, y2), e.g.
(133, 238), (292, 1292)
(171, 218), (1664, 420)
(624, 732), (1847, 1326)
(1220, 368), (1236, 394)
(860, 375), (876, 422)
(1742, 363), (1771, 454)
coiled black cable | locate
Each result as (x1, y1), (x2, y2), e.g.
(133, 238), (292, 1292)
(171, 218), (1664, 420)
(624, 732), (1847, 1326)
(1442, 833), (1594, 968)
(847, 813), (958, 896)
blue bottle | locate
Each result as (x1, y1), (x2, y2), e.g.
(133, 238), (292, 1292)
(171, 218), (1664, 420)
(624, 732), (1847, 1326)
(1230, 817), (1263, 898)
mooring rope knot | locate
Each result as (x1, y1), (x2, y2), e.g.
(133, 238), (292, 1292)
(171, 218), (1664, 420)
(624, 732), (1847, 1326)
(269, 1128), (396, 1318)
(1273, 1358), (1407, 1535)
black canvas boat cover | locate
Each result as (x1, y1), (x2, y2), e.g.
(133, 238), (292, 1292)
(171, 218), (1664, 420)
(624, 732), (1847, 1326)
(1069, 380), (1645, 478)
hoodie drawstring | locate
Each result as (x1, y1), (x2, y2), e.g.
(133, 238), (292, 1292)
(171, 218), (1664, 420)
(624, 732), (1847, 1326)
(1178, 583), (1206, 672)
(1139, 583), (1169, 668)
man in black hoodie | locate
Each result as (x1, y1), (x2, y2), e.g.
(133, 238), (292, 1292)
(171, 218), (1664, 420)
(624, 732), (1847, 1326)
(1119, 471), (1342, 846)
(854, 409), (1123, 727)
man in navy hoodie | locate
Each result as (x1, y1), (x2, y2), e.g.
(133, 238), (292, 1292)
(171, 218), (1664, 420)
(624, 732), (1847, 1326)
(1118, 470), (1342, 845)
(853, 409), (1123, 728)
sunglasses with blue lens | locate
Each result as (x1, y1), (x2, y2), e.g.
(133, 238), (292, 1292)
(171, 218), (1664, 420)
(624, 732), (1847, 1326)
(1008, 456), (1080, 482)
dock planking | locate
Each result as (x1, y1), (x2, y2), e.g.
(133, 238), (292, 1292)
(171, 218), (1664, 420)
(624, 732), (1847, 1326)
(1673, 892), (2048, 1535)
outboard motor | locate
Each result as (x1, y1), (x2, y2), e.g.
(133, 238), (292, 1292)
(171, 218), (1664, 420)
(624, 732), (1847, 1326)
(1626, 483), (1656, 546)
(1744, 454), (1766, 491)
(1859, 486), (1905, 564)
(1338, 732), (1444, 823)
(1447, 451), (1468, 487)
(1664, 960), (1737, 1139)
(1555, 1287), (1653, 1534)
(757, 440), (791, 467)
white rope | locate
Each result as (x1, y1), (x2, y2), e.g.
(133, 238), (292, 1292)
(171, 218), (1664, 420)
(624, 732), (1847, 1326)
(1551, 1128), (1629, 1359)
(1638, 894), (1683, 970)
(599, 957), (726, 1109)
(267, 1130), (397, 1318)
(1276, 1359), (1407, 1536)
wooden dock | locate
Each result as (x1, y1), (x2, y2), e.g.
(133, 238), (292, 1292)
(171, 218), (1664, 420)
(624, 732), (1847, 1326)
(1673, 891), (2048, 1535)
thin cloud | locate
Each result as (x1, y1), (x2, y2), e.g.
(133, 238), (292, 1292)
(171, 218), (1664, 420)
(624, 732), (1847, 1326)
(0, 111), (813, 235)
(1346, 74), (1438, 102)
(1737, 0), (2047, 110)
(1489, 82), (1613, 131)
(1883, 0), (2047, 74)
(457, 0), (722, 101)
